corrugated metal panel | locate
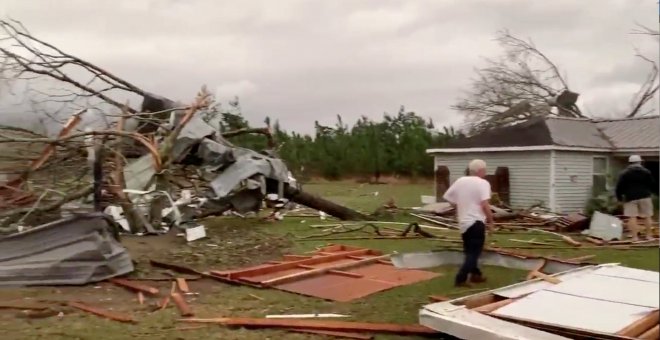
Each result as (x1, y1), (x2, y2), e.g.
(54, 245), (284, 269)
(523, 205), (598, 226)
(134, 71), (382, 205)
(434, 151), (550, 209)
(553, 151), (611, 213)
(492, 290), (656, 334)
(596, 116), (660, 150)
(546, 118), (612, 149)
(0, 213), (133, 286)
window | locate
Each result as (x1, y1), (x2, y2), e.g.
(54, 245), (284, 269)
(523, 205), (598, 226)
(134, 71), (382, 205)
(592, 157), (608, 195)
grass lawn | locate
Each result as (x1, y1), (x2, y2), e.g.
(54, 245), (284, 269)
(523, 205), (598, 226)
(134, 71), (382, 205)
(0, 181), (657, 340)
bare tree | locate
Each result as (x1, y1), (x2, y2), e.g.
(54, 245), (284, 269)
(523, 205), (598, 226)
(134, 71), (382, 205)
(452, 30), (584, 134)
(454, 29), (659, 134)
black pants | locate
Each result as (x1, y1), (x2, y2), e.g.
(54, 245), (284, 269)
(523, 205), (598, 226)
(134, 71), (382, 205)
(455, 221), (486, 284)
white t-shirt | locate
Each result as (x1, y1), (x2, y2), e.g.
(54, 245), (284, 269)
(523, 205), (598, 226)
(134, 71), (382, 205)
(442, 176), (491, 233)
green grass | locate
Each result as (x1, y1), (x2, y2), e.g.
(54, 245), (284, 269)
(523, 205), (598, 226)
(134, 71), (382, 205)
(0, 181), (657, 340)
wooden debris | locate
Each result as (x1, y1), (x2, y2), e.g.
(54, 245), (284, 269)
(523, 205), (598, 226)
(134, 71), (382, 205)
(585, 237), (605, 246)
(159, 296), (171, 310)
(109, 278), (159, 295)
(565, 255), (595, 262)
(176, 278), (190, 293)
(137, 292), (144, 305)
(170, 293), (194, 317)
(528, 271), (561, 284)
(525, 260), (547, 280)
(640, 324), (659, 340)
(616, 310), (659, 337)
(248, 294), (264, 301)
(170, 281), (177, 294)
(428, 295), (450, 302)
(0, 303), (51, 311)
(260, 254), (391, 286)
(68, 301), (135, 323)
(473, 299), (516, 313)
(509, 239), (553, 246)
(288, 329), (374, 339)
(178, 317), (438, 335)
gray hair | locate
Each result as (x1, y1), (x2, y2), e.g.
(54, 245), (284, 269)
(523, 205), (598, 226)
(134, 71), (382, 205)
(468, 159), (487, 174)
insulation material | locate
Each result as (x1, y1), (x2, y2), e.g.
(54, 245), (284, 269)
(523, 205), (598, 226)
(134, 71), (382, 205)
(492, 290), (656, 334)
(0, 213), (133, 286)
(420, 264), (660, 339)
(211, 245), (439, 302)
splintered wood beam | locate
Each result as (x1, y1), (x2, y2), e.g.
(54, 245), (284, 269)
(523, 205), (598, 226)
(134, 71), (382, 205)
(109, 278), (159, 295)
(170, 293), (194, 317)
(178, 317), (438, 336)
(616, 310), (660, 337)
(529, 271), (561, 284)
(68, 301), (135, 323)
(261, 255), (391, 287)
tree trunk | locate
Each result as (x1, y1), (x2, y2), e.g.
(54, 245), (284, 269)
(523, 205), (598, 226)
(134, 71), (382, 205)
(284, 186), (368, 221)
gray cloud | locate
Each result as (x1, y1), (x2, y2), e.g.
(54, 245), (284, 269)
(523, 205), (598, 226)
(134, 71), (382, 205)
(0, 0), (657, 133)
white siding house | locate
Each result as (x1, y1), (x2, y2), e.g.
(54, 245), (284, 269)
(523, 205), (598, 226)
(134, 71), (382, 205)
(428, 116), (659, 213)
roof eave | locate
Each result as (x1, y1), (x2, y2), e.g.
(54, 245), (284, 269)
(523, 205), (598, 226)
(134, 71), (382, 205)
(426, 145), (612, 154)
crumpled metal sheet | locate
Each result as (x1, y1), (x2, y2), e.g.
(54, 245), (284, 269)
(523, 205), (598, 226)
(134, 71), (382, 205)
(0, 212), (134, 286)
(124, 115), (292, 208)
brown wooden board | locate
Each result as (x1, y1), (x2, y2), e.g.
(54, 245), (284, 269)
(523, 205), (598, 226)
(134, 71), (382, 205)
(212, 245), (440, 302)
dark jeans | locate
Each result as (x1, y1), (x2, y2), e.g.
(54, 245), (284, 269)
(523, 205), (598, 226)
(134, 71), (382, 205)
(455, 221), (486, 284)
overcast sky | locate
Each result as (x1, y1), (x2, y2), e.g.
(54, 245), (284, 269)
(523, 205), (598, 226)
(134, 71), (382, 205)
(0, 0), (658, 133)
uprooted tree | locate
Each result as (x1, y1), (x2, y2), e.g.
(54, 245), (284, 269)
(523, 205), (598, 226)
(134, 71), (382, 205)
(453, 29), (659, 134)
(0, 19), (368, 233)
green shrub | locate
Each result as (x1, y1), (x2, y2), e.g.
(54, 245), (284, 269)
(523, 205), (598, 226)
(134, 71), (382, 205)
(585, 190), (620, 217)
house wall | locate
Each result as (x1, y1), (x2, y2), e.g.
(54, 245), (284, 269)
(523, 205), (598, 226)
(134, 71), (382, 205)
(433, 151), (551, 209)
(553, 151), (614, 213)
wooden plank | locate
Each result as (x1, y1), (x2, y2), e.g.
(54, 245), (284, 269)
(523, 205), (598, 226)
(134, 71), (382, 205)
(529, 271), (561, 284)
(261, 255), (391, 287)
(283, 255), (313, 261)
(428, 295), (450, 302)
(68, 301), (135, 323)
(473, 299), (516, 313)
(328, 270), (364, 278)
(179, 317), (438, 335)
(640, 324), (659, 340)
(225, 249), (373, 278)
(171, 293), (194, 317)
(462, 294), (497, 309)
(585, 237), (605, 246)
(564, 254), (595, 262)
(176, 278), (190, 293)
(526, 259), (547, 280)
(616, 310), (659, 337)
(288, 329), (373, 339)
(109, 278), (159, 295)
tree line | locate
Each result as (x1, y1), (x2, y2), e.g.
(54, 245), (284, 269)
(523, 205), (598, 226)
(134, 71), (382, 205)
(204, 101), (461, 180)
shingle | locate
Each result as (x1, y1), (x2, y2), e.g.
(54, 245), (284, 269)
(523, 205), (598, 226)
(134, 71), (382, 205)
(595, 116), (660, 150)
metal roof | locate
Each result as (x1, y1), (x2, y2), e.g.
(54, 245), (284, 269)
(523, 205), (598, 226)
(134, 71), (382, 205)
(545, 117), (613, 149)
(595, 116), (660, 150)
(430, 116), (659, 153)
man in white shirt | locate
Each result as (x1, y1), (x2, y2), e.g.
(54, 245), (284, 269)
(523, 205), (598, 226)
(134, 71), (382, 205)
(443, 159), (494, 287)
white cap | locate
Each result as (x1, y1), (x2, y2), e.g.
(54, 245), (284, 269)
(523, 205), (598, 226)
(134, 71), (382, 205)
(628, 155), (642, 163)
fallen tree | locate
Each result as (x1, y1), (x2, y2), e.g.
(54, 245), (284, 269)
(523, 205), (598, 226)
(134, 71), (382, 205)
(0, 19), (368, 233)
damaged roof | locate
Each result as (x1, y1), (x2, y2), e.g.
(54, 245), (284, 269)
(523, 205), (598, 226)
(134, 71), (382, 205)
(428, 115), (660, 153)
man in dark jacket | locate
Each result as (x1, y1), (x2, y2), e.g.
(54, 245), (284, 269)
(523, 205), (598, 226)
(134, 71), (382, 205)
(615, 155), (658, 240)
